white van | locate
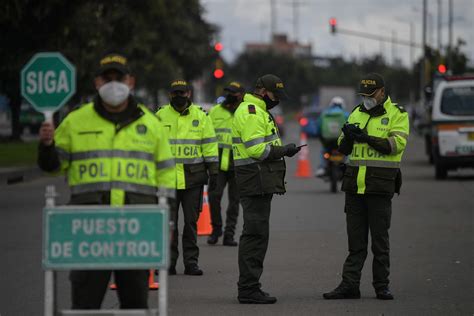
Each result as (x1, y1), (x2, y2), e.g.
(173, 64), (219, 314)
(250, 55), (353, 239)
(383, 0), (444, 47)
(431, 79), (474, 179)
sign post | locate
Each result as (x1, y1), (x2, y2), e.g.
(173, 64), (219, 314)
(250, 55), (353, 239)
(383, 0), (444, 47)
(21, 52), (76, 122)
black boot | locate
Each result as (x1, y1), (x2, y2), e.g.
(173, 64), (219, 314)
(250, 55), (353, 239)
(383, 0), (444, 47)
(207, 230), (222, 245)
(323, 284), (361, 299)
(184, 264), (203, 276)
(223, 236), (238, 246)
(238, 290), (277, 304)
(376, 287), (394, 300)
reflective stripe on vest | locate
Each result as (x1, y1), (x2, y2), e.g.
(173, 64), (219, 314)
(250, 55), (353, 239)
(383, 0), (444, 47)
(169, 137), (217, 145)
(348, 160), (400, 168)
(70, 181), (156, 195)
(67, 149), (154, 162)
(233, 134), (279, 148)
(234, 157), (259, 166)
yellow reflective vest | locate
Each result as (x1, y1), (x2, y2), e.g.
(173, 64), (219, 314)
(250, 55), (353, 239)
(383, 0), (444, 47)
(232, 93), (285, 196)
(54, 102), (176, 206)
(209, 103), (234, 171)
(156, 103), (218, 190)
(339, 96), (410, 195)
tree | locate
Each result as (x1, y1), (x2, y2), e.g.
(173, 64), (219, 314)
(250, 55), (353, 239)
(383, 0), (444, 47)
(0, 0), (216, 139)
(228, 51), (318, 108)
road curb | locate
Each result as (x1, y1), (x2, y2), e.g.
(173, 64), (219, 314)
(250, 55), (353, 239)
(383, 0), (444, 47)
(0, 166), (44, 185)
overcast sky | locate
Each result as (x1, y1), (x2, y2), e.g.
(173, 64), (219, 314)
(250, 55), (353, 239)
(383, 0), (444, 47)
(201, 0), (473, 68)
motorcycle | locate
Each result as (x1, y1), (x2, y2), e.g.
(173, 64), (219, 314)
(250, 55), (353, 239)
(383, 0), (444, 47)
(323, 148), (345, 193)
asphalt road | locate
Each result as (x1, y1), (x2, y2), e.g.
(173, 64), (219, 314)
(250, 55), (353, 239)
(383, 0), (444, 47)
(1, 122), (473, 315)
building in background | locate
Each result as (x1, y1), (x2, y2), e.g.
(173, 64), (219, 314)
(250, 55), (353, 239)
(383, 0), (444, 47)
(245, 34), (312, 58)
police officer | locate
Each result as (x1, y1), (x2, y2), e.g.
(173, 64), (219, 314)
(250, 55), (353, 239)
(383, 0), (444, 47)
(323, 73), (409, 300)
(38, 53), (176, 309)
(233, 74), (300, 304)
(207, 81), (245, 247)
(156, 80), (219, 276)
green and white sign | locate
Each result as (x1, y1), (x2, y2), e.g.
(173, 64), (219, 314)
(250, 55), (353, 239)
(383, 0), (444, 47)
(21, 52), (76, 113)
(42, 205), (169, 270)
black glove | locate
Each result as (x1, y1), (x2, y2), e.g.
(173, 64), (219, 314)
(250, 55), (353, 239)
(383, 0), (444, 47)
(342, 123), (359, 140)
(353, 129), (370, 143)
(267, 143), (301, 160)
(208, 174), (218, 192)
(284, 143), (301, 157)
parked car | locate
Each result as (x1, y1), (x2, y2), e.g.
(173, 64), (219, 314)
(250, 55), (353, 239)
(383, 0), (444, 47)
(430, 78), (474, 179)
(298, 107), (321, 138)
(19, 103), (44, 134)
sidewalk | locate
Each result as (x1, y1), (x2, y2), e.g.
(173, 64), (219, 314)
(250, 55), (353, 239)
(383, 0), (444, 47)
(0, 165), (43, 185)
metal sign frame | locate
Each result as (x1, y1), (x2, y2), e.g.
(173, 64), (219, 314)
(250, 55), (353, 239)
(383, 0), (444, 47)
(43, 186), (169, 316)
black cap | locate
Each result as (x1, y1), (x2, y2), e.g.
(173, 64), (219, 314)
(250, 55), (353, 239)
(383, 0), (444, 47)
(256, 74), (288, 100)
(97, 53), (130, 76)
(358, 73), (385, 96)
(224, 81), (245, 94)
(169, 79), (190, 92)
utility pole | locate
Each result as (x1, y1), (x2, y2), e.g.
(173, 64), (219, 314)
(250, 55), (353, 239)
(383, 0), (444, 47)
(437, 0), (442, 52)
(392, 30), (398, 65)
(448, 0), (453, 70)
(270, 0), (276, 40)
(410, 21), (415, 67)
(421, 0), (427, 101)
(289, 0), (308, 42)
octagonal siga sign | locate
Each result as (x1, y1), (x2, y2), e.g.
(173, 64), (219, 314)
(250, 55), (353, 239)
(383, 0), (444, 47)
(21, 52), (76, 113)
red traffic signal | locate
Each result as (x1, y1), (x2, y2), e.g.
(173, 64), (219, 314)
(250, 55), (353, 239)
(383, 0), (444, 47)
(438, 64), (447, 74)
(214, 42), (223, 52)
(213, 69), (224, 79)
(329, 17), (337, 34)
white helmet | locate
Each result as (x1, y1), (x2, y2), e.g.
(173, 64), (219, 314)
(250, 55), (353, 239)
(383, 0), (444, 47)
(330, 96), (346, 109)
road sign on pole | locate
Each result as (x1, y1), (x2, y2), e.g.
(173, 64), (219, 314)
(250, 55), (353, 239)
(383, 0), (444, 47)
(21, 52), (76, 120)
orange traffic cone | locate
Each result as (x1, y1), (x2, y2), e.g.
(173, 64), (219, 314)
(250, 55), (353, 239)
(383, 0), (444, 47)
(147, 269), (159, 290)
(110, 270), (159, 290)
(197, 185), (212, 236)
(295, 132), (313, 178)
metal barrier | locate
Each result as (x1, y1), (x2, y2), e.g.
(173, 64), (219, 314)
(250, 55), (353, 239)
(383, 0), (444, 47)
(43, 185), (169, 316)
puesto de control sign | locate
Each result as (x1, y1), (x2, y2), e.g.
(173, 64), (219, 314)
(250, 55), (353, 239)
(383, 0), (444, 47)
(43, 206), (169, 269)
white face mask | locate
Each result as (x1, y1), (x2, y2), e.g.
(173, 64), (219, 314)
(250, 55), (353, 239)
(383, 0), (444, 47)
(98, 81), (130, 107)
(362, 96), (377, 110)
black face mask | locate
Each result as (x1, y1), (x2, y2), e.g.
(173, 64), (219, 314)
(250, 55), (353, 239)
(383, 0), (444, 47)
(224, 94), (238, 105)
(170, 95), (188, 110)
(263, 94), (279, 109)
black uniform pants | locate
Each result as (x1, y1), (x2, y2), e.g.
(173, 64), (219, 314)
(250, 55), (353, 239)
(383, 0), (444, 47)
(208, 169), (240, 238)
(170, 186), (203, 268)
(70, 270), (148, 309)
(238, 194), (273, 295)
(342, 193), (392, 290)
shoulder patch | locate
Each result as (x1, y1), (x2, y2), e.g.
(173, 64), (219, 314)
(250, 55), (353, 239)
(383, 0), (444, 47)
(248, 104), (256, 114)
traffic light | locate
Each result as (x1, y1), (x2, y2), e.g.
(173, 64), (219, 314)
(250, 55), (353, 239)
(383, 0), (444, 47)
(214, 42), (223, 52)
(213, 69), (224, 79)
(329, 17), (337, 34)
(213, 42), (224, 79)
(437, 64), (447, 74)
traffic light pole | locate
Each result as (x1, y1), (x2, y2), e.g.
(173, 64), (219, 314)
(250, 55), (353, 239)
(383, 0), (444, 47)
(334, 27), (423, 49)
